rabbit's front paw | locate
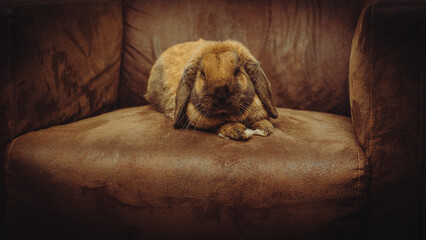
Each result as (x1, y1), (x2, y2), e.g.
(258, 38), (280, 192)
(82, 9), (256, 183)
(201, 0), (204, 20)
(217, 122), (249, 140)
(249, 119), (274, 136)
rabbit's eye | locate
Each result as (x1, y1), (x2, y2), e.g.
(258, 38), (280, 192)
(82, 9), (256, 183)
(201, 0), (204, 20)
(234, 68), (240, 77)
(200, 71), (206, 79)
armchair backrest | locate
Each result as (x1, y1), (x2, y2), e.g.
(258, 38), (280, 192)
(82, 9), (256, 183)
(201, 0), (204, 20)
(119, 0), (366, 116)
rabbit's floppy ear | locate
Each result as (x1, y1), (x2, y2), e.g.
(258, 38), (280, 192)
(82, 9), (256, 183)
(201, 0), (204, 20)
(174, 61), (199, 128)
(244, 61), (278, 119)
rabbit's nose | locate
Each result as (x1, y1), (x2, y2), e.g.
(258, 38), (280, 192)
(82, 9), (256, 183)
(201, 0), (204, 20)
(214, 86), (230, 106)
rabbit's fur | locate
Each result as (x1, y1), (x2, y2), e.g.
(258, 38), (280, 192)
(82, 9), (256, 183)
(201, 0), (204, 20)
(145, 39), (278, 140)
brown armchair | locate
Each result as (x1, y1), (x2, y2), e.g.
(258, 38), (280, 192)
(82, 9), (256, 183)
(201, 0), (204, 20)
(0, 0), (424, 239)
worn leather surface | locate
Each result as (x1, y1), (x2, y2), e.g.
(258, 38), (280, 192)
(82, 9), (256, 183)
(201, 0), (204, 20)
(6, 106), (367, 240)
(119, 0), (365, 116)
(349, 1), (425, 239)
(0, 1), (123, 237)
(0, 0), (122, 141)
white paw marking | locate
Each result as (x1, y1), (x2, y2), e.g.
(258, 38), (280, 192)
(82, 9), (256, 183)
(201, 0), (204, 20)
(244, 129), (268, 137)
(218, 129), (267, 140)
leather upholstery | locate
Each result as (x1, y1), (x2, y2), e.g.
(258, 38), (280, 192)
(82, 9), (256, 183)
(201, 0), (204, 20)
(349, 1), (425, 239)
(6, 106), (367, 240)
(0, 1), (123, 236)
(2, 0), (425, 239)
(0, 0), (122, 145)
(119, 0), (365, 116)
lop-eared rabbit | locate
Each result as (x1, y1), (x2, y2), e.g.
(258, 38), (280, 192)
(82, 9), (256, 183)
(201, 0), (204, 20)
(145, 39), (278, 140)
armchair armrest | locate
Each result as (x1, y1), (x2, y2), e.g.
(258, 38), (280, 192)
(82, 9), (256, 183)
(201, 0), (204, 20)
(349, 2), (425, 239)
(0, 1), (123, 236)
(0, 1), (123, 140)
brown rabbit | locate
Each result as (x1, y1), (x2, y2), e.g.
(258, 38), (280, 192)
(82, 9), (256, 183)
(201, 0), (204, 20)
(145, 39), (278, 140)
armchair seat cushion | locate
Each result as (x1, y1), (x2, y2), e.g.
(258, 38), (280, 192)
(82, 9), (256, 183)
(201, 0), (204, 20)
(5, 106), (367, 239)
